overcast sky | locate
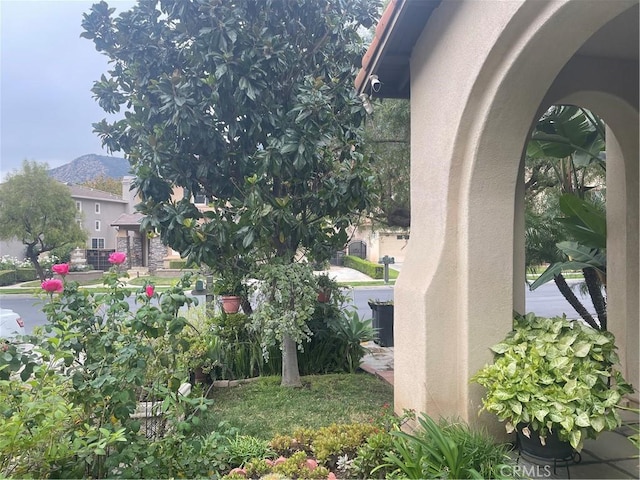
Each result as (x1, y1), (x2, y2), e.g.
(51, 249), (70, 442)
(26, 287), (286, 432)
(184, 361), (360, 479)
(0, 0), (135, 180)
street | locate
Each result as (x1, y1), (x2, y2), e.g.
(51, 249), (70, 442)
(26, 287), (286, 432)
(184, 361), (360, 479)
(0, 280), (595, 335)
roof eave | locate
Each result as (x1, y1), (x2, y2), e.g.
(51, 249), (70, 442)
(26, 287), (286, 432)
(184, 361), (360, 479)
(355, 0), (442, 99)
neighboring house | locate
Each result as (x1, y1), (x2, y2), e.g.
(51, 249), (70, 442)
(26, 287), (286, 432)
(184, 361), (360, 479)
(348, 221), (410, 264)
(0, 239), (27, 260)
(111, 177), (209, 273)
(0, 183), (128, 264)
(355, 0), (638, 432)
(68, 184), (129, 252)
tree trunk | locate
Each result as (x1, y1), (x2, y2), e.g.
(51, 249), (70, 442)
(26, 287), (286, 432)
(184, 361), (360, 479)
(25, 244), (46, 281)
(553, 274), (600, 330)
(281, 334), (302, 387)
(240, 297), (253, 315)
(582, 267), (607, 330)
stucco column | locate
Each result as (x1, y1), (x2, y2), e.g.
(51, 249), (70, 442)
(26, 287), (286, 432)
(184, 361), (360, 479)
(394, 0), (636, 436)
(606, 122), (639, 397)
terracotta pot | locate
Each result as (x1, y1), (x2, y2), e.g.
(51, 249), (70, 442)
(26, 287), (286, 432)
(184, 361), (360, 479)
(221, 295), (241, 313)
(193, 366), (209, 385)
(317, 289), (331, 303)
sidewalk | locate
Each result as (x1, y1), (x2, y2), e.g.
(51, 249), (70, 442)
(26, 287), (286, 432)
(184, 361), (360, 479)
(322, 265), (380, 283)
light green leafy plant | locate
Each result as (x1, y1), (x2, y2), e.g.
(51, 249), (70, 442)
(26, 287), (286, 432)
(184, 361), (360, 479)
(251, 263), (317, 360)
(472, 313), (634, 451)
(377, 414), (515, 479)
(226, 434), (275, 468)
(329, 310), (376, 373)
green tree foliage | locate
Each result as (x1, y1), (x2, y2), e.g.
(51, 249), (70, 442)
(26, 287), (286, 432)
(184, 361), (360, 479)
(82, 0), (380, 384)
(81, 174), (122, 196)
(0, 160), (86, 280)
(82, 0), (378, 266)
(525, 105), (607, 328)
(362, 98), (410, 228)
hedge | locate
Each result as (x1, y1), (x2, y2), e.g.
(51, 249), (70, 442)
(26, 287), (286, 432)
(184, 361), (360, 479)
(343, 255), (383, 279)
(168, 260), (199, 270)
(168, 260), (187, 269)
(0, 270), (16, 286)
(0, 268), (37, 286)
(16, 268), (37, 282)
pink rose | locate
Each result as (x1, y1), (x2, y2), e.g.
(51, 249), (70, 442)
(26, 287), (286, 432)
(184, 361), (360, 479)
(51, 263), (70, 276)
(145, 284), (155, 298)
(108, 252), (127, 265)
(41, 278), (63, 293)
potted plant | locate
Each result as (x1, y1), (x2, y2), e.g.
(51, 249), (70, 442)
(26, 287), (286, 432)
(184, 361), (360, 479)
(214, 274), (245, 314)
(367, 299), (394, 347)
(316, 273), (337, 303)
(183, 334), (221, 384)
(471, 313), (633, 458)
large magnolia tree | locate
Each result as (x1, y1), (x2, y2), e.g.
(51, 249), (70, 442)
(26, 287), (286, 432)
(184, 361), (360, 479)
(0, 161), (86, 280)
(82, 0), (379, 386)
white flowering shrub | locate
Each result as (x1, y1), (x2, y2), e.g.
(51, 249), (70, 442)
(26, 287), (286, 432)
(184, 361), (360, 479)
(251, 262), (318, 360)
(0, 256), (31, 270)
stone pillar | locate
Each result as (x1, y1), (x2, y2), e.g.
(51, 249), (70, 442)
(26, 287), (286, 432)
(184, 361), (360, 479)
(130, 234), (143, 268)
(148, 236), (166, 274)
(116, 236), (129, 257)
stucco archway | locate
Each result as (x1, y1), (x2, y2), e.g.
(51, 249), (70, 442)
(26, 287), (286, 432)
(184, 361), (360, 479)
(386, 0), (638, 434)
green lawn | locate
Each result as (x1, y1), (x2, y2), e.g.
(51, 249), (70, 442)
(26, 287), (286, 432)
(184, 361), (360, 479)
(203, 373), (393, 440)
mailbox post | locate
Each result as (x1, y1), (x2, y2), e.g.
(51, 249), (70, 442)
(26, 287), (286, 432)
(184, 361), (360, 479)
(379, 255), (395, 284)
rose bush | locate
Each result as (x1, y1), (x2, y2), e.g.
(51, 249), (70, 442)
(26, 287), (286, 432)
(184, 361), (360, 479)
(51, 263), (70, 276)
(1, 262), (220, 478)
(108, 251), (127, 265)
(41, 278), (63, 293)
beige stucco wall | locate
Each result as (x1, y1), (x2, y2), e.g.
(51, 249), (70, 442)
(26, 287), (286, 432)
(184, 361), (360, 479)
(349, 225), (410, 263)
(396, 0), (638, 436)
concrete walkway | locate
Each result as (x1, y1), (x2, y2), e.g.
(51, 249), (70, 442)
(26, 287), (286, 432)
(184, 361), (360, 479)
(359, 341), (394, 386)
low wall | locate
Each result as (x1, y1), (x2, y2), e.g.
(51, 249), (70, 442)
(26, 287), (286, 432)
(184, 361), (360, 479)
(154, 269), (197, 278)
(56, 270), (104, 282)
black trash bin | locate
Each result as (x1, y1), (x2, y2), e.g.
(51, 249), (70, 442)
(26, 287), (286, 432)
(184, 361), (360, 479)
(368, 301), (394, 347)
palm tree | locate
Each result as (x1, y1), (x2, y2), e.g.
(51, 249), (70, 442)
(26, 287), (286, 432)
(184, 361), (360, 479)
(525, 106), (607, 329)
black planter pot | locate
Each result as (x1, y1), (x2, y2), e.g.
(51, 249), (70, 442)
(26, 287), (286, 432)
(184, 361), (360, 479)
(516, 426), (575, 462)
(368, 302), (394, 347)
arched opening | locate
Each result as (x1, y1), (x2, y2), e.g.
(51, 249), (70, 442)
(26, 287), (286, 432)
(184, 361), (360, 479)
(462, 1), (638, 424)
(392, 0), (637, 428)
(523, 105), (607, 329)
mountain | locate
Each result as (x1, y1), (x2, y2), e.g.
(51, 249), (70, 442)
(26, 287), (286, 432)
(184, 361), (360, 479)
(48, 154), (130, 183)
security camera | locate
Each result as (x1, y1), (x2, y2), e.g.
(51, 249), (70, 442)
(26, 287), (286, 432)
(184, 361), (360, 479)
(369, 75), (381, 93)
